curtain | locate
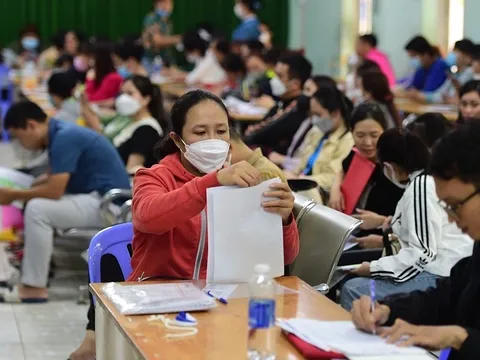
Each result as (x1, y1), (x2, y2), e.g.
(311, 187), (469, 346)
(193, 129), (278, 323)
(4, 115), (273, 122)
(0, 0), (289, 48)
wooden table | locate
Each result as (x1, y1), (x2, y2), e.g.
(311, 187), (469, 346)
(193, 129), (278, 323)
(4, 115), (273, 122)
(395, 98), (458, 121)
(90, 277), (350, 360)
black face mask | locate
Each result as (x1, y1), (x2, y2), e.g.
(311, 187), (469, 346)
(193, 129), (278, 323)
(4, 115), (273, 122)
(296, 94), (311, 113)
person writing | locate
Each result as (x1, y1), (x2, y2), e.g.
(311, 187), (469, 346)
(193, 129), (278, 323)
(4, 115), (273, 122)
(128, 90), (299, 281)
(351, 122), (480, 359)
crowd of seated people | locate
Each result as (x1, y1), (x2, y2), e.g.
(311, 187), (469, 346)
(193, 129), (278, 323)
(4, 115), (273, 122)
(1, 5), (480, 359)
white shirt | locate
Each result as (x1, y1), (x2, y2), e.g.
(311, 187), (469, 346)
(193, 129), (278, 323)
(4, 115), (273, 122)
(185, 50), (227, 86)
(370, 171), (473, 282)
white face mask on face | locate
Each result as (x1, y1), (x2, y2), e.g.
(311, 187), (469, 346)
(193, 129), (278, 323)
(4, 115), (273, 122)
(181, 139), (230, 174)
(186, 53), (201, 64)
(115, 94), (142, 116)
(383, 162), (408, 189)
(270, 76), (287, 97)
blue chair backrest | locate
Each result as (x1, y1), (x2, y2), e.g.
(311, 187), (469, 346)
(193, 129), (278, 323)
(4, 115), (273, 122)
(88, 222), (133, 284)
(439, 348), (451, 360)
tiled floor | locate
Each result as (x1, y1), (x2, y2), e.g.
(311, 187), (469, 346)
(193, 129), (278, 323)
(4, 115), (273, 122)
(1, 142), (90, 360)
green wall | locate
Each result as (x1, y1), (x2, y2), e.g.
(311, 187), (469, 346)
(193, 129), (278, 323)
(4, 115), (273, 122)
(0, 0), (289, 47)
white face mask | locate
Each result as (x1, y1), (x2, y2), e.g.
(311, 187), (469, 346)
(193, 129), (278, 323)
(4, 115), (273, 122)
(181, 139), (230, 174)
(383, 163), (408, 189)
(186, 53), (201, 64)
(270, 76), (287, 97)
(311, 115), (333, 133)
(259, 32), (271, 46)
(115, 94), (142, 116)
(234, 3), (246, 19)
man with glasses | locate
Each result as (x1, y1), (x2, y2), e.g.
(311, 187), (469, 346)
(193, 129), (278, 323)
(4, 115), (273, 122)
(351, 122), (480, 359)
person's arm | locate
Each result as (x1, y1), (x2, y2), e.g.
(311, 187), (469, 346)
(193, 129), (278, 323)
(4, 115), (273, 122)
(132, 169), (220, 235)
(422, 79), (450, 104)
(282, 216), (300, 265)
(123, 126), (162, 174)
(370, 177), (442, 281)
(410, 69), (424, 90)
(381, 253), (471, 326)
(85, 74), (123, 102)
(80, 94), (103, 133)
(8, 173), (70, 201)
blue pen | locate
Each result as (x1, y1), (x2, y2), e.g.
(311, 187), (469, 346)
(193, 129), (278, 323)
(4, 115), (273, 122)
(206, 291), (228, 304)
(370, 279), (376, 335)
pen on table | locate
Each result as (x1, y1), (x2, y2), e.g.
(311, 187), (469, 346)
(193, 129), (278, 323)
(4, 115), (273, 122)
(206, 291), (228, 304)
(370, 279), (376, 335)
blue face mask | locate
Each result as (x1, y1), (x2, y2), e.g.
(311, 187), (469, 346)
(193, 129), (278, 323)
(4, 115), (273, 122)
(156, 9), (171, 18)
(410, 57), (421, 69)
(117, 65), (132, 79)
(21, 36), (39, 51)
(445, 52), (457, 67)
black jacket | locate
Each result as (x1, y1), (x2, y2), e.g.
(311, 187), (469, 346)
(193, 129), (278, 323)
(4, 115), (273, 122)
(382, 243), (480, 359)
(244, 97), (310, 155)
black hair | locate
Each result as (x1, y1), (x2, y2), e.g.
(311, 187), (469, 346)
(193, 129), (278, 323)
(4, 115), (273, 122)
(182, 29), (209, 57)
(263, 48), (283, 66)
(239, 0), (262, 13)
(472, 44), (480, 61)
(377, 129), (430, 173)
(350, 102), (388, 130)
(153, 90), (230, 160)
(114, 40), (144, 62)
(4, 101), (47, 129)
(245, 40), (265, 53)
(310, 75), (337, 90)
(54, 54), (74, 69)
(356, 59), (380, 77)
(358, 34), (377, 48)
(454, 39), (475, 57)
(51, 30), (67, 51)
(215, 39), (231, 57)
(126, 75), (168, 131)
(221, 54), (246, 75)
(359, 69), (401, 127)
(406, 113), (453, 149)
(19, 24), (40, 39)
(405, 35), (434, 56)
(92, 41), (116, 88)
(311, 87), (351, 130)
(48, 71), (77, 100)
(430, 121), (480, 186)
(277, 54), (312, 86)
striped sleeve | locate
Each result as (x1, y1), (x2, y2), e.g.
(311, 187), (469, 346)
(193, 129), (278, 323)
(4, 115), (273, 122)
(370, 175), (443, 283)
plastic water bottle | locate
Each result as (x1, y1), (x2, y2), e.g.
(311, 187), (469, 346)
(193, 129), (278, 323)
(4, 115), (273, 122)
(248, 264), (276, 360)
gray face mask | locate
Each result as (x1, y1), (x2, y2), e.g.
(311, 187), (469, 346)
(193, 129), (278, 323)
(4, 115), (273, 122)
(311, 115), (333, 133)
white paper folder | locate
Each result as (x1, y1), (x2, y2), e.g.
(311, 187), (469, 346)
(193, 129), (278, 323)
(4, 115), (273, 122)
(206, 178), (284, 283)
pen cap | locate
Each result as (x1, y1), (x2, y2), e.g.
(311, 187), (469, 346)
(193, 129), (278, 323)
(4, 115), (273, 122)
(254, 264), (270, 274)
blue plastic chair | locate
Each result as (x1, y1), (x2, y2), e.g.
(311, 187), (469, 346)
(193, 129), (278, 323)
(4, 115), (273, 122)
(88, 222), (133, 285)
(0, 64), (12, 141)
(439, 348), (451, 360)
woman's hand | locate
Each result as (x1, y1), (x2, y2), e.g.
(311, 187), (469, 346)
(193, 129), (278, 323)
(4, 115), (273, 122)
(262, 182), (295, 224)
(351, 296), (390, 334)
(381, 320), (468, 351)
(329, 187), (344, 212)
(353, 234), (383, 249)
(216, 161), (260, 188)
(353, 209), (386, 230)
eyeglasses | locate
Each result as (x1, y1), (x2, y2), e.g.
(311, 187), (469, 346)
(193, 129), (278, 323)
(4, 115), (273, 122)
(438, 188), (480, 219)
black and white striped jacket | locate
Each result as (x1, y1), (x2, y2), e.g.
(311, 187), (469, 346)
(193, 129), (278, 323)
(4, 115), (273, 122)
(370, 171), (473, 283)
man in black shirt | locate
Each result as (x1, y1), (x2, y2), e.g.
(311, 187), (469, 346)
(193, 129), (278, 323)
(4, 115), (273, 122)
(351, 122), (480, 359)
(244, 54), (312, 155)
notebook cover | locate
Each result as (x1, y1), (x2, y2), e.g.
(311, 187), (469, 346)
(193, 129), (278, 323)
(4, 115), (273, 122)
(341, 149), (376, 215)
(285, 332), (346, 359)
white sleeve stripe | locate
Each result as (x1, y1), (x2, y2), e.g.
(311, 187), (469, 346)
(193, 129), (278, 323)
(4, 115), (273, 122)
(413, 175), (432, 258)
(371, 267), (421, 282)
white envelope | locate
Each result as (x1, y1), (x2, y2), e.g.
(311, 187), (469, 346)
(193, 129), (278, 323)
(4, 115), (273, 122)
(206, 178), (284, 283)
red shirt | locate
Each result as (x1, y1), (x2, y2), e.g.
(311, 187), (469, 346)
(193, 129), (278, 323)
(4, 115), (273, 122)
(85, 72), (123, 102)
(128, 153), (300, 281)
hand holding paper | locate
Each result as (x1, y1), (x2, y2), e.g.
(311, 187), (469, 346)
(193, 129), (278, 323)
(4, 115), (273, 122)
(262, 182), (295, 224)
(216, 161), (260, 188)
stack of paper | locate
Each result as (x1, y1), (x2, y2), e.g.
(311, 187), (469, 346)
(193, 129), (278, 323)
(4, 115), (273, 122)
(206, 178), (284, 283)
(102, 282), (217, 315)
(277, 319), (429, 357)
(224, 96), (269, 116)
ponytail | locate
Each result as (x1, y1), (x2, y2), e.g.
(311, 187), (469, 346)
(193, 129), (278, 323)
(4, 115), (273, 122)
(149, 85), (170, 132)
(384, 94), (402, 128)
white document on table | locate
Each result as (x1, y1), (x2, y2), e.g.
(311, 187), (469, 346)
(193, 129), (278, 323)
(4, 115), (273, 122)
(206, 178), (284, 283)
(277, 319), (428, 357)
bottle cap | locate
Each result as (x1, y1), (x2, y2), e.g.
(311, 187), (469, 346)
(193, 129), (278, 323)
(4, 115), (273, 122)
(254, 264), (270, 274)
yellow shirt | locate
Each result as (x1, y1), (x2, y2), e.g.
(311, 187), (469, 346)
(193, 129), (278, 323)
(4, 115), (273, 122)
(247, 148), (287, 183)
